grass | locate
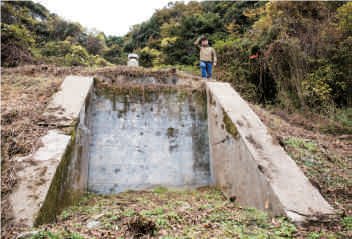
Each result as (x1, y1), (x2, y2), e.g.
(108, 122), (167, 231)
(30, 186), (347, 238)
(283, 136), (347, 197)
(31, 231), (86, 239)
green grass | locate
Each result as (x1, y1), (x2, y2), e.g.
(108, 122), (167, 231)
(30, 231), (85, 239)
(153, 186), (169, 194)
(284, 136), (347, 190)
(32, 187), (347, 238)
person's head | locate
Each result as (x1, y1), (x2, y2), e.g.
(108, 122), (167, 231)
(201, 37), (208, 46)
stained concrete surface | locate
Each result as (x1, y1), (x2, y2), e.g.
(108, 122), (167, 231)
(206, 82), (335, 225)
(10, 131), (70, 226)
(46, 76), (93, 125)
(9, 76), (93, 226)
(87, 89), (212, 194)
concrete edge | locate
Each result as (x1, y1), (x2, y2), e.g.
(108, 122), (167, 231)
(10, 76), (94, 226)
(206, 82), (336, 225)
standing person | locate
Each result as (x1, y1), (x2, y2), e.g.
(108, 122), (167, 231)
(194, 35), (217, 80)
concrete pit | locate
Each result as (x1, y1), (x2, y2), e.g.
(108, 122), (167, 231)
(10, 75), (335, 227)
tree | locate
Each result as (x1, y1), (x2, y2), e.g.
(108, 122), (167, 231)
(83, 31), (106, 55)
(1, 23), (34, 66)
(106, 36), (124, 48)
(103, 45), (123, 64)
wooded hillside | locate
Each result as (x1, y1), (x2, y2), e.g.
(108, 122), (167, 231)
(124, 1), (350, 116)
(1, 1), (125, 67)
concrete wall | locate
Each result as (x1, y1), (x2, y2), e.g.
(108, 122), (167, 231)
(87, 89), (211, 194)
(34, 87), (92, 226)
(10, 76), (93, 226)
(207, 82), (335, 225)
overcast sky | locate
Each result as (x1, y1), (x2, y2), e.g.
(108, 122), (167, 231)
(33, 0), (191, 37)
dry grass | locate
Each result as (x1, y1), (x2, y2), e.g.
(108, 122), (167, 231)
(1, 69), (65, 238)
(32, 187), (348, 238)
(252, 104), (350, 233)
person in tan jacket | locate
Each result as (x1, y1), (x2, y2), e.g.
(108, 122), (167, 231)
(194, 35), (217, 79)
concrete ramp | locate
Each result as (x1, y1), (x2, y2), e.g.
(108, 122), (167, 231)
(9, 76), (93, 226)
(206, 82), (335, 225)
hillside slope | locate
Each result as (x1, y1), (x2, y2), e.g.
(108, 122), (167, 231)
(124, 1), (350, 118)
(1, 1), (124, 67)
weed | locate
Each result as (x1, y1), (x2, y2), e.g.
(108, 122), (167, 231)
(56, 186), (347, 237)
(59, 210), (71, 221)
(126, 214), (156, 238)
(141, 207), (164, 216)
(123, 209), (136, 217)
(342, 216), (352, 231)
(153, 186), (168, 193)
(31, 230), (85, 239)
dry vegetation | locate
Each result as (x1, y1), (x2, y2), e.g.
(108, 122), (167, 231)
(32, 187), (299, 238)
(252, 106), (350, 231)
(22, 186), (349, 238)
(1, 67), (66, 237)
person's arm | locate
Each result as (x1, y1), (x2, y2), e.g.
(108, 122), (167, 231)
(194, 36), (203, 49)
(212, 48), (217, 65)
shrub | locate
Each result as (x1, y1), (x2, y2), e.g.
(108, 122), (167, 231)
(63, 45), (89, 66)
(41, 40), (72, 57)
(103, 45), (123, 65)
(1, 23), (34, 66)
(88, 55), (113, 67)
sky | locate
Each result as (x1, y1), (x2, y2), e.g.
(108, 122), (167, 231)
(33, 0), (190, 37)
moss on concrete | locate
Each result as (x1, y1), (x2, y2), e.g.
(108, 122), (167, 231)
(222, 109), (239, 139)
(208, 91), (216, 106)
(34, 124), (85, 226)
(193, 90), (207, 108)
(96, 82), (207, 107)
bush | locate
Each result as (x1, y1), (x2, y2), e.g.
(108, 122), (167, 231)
(83, 32), (106, 55)
(213, 38), (282, 105)
(302, 64), (334, 109)
(41, 40), (72, 57)
(88, 55), (113, 67)
(63, 45), (89, 66)
(264, 39), (307, 109)
(137, 47), (162, 68)
(1, 23), (34, 66)
(103, 45), (123, 65)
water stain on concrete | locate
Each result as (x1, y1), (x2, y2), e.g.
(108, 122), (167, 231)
(245, 134), (264, 150)
(87, 87), (212, 194)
